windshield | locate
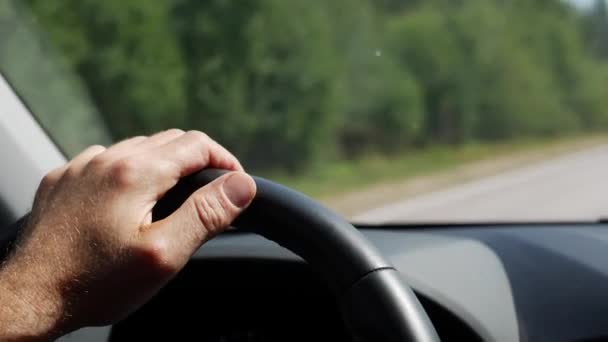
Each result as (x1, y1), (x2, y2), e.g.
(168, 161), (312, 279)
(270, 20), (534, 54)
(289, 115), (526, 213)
(1, 0), (607, 223)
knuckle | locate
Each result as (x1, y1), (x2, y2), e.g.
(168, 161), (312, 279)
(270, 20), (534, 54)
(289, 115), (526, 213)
(109, 158), (140, 187)
(88, 153), (111, 171)
(132, 238), (178, 277)
(185, 130), (210, 144)
(89, 144), (106, 152)
(128, 136), (146, 144)
(165, 128), (185, 136)
(62, 164), (80, 179)
(81, 145), (107, 166)
(36, 168), (62, 199)
(192, 193), (230, 235)
(40, 169), (61, 189)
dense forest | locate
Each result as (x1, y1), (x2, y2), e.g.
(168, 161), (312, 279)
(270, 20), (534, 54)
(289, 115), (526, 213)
(2, 0), (608, 173)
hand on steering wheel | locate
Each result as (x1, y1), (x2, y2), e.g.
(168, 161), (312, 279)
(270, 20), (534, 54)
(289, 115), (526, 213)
(154, 169), (440, 342)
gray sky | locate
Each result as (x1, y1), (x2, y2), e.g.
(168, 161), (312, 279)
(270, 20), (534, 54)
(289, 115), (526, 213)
(569, 0), (598, 9)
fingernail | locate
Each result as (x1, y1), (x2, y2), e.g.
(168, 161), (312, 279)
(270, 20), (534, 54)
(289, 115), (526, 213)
(223, 172), (256, 208)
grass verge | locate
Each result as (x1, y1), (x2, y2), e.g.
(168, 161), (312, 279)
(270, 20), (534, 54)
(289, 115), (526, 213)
(264, 134), (608, 204)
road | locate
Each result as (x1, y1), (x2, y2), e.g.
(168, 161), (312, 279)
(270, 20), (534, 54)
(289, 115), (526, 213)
(353, 144), (608, 223)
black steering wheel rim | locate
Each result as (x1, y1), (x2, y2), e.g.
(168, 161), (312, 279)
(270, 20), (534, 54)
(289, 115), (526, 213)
(0, 169), (440, 341)
(153, 169), (440, 342)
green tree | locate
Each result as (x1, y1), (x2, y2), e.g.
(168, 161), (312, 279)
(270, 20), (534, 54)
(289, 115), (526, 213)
(15, 0), (608, 175)
(327, 0), (423, 157)
(0, 0), (111, 156)
(25, 0), (187, 139)
(586, 0), (608, 58)
(387, 6), (474, 144)
(173, 0), (340, 171)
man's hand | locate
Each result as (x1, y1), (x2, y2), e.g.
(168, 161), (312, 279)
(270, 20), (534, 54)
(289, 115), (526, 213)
(0, 129), (256, 340)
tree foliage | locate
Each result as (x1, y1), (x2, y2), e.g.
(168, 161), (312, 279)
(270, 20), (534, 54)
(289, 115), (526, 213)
(3, 0), (608, 172)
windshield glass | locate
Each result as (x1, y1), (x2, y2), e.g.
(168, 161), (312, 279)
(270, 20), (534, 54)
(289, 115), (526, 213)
(2, 0), (607, 223)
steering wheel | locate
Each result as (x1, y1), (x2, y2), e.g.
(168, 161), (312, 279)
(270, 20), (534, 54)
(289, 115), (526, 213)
(0, 169), (439, 342)
(152, 169), (440, 342)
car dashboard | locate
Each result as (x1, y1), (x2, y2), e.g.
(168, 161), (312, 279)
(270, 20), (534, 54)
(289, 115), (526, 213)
(68, 224), (608, 342)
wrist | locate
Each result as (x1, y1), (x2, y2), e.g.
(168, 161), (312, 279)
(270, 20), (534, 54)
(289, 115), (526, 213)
(0, 259), (70, 341)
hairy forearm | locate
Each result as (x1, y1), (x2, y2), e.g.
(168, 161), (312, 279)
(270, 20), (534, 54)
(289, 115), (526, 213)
(0, 259), (65, 342)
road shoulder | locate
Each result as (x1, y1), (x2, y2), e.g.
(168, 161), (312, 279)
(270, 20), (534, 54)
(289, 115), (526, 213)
(321, 136), (608, 218)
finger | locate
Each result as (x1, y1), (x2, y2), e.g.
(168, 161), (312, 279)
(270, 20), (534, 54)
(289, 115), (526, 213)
(141, 172), (256, 268)
(135, 129), (186, 150)
(34, 164), (69, 204)
(103, 136), (147, 159)
(36, 144), (105, 204)
(65, 144), (107, 175)
(133, 131), (244, 197)
(150, 130), (243, 178)
(102, 129), (186, 162)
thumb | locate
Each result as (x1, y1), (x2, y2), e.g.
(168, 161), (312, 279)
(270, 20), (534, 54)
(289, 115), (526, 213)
(145, 171), (256, 266)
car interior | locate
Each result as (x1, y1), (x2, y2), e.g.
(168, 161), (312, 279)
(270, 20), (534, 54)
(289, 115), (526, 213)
(2, 1), (608, 339)
(2, 73), (608, 341)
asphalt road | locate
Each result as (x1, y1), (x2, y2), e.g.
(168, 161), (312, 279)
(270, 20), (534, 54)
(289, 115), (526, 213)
(353, 144), (608, 223)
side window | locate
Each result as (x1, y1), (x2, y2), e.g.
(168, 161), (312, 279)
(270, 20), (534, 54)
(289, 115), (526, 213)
(0, 1), (111, 157)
